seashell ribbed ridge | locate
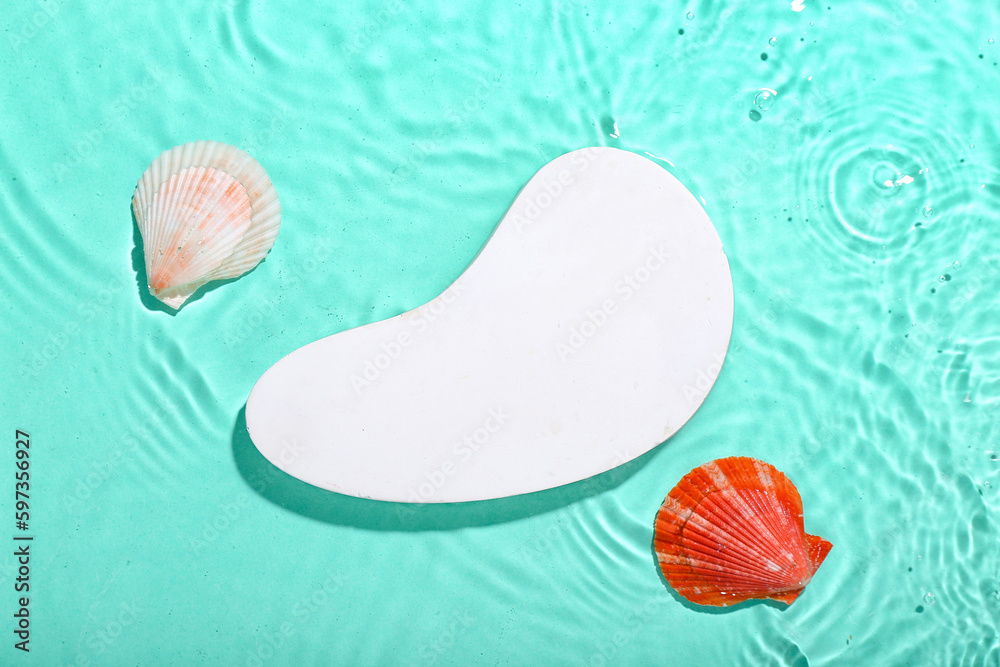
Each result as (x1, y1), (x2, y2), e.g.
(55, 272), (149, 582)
(654, 456), (832, 607)
(132, 141), (281, 309)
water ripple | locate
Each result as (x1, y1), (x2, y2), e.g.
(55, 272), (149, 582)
(792, 82), (973, 265)
(2, 0), (999, 663)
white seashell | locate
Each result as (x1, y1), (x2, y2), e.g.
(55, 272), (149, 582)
(132, 141), (281, 309)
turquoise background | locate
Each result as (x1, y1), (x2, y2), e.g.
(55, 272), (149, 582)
(2, 0), (999, 664)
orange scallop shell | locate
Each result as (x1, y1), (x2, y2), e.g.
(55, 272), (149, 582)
(654, 457), (832, 607)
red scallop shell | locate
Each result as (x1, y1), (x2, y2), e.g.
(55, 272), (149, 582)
(654, 457), (832, 607)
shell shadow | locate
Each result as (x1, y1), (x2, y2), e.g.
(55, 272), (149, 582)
(130, 206), (247, 314)
(648, 529), (790, 614)
(231, 404), (658, 531)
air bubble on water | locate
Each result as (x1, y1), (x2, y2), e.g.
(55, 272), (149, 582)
(923, 592), (936, 605)
(938, 274), (951, 282)
(990, 39), (995, 44)
(686, 11), (695, 19)
(952, 261), (962, 268)
(769, 37), (778, 46)
(754, 89), (776, 110)
(749, 109), (763, 122)
(922, 205), (933, 217)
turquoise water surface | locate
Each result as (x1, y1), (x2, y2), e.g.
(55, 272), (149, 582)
(2, 1), (999, 664)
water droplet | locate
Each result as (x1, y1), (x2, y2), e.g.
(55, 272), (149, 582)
(952, 261), (962, 269)
(769, 37), (778, 46)
(754, 90), (775, 110)
(749, 109), (762, 122)
(938, 274), (951, 282)
(922, 205), (933, 217)
(923, 592), (936, 605)
(990, 38), (995, 44)
(686, 11), (695, 19)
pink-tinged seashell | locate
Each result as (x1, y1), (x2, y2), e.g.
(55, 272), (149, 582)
(132, 141), (281, 309)
(654, 456), (832, 607)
